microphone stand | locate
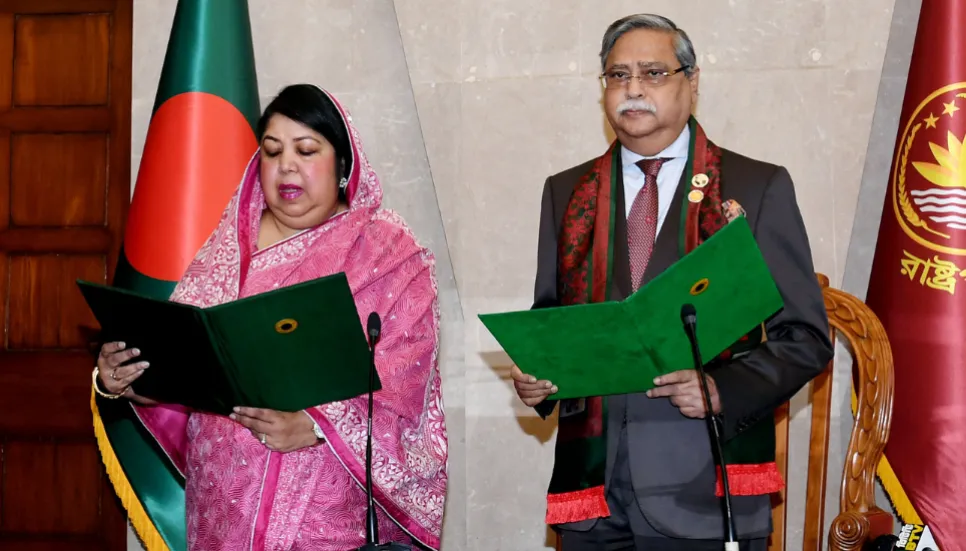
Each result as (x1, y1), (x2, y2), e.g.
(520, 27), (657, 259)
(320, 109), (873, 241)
(355, 313), (413, 551)
(680, 304), (739, 551)
(365, 313), (380, 546)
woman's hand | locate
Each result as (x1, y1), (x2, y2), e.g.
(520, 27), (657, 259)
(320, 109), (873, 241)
(95, 342), (156, 404)
(230, 407), (319, 453)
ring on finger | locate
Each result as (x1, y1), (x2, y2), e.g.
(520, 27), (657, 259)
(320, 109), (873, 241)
(260, 433), (266, 445)
(110, 368), (118, 381)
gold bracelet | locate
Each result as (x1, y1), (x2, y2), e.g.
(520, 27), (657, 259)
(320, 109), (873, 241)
(92, 366), (123, 399)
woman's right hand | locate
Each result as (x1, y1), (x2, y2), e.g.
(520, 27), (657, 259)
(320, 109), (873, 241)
(96, 342), (149, 398)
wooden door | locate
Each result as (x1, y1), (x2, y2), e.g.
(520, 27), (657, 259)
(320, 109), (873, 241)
(0, 0), (132, 549)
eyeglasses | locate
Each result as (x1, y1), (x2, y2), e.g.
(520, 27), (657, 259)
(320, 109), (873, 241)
(599, 65), (692, 89)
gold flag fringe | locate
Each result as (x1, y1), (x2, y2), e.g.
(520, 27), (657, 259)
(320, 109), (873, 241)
(91, 387), (171, 551)
(850, 385), (923, 525)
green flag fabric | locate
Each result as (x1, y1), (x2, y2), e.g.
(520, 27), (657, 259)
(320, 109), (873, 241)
(93, 1), (260, 549)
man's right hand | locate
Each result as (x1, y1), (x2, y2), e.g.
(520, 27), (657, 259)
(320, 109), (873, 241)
(510, 364), (557, 407)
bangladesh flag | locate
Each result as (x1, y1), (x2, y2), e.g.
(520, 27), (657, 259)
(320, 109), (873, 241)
(92, 1), (260, 549)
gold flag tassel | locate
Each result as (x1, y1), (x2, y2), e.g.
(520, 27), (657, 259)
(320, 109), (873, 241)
(91, 387), (171, 551)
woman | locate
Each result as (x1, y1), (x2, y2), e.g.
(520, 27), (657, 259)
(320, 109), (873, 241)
(92, 84), (447, 550)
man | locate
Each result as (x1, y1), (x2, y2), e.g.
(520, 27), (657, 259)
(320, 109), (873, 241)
(512, 14), (833, 551)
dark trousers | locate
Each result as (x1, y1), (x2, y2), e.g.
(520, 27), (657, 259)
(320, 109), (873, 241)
(557, 430), (768, 551)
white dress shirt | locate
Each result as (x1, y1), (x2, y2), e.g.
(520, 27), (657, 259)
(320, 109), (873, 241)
(621, 126), (691, 236)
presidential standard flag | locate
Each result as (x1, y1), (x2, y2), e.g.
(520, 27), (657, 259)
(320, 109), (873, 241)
(866, 1), (966, 548)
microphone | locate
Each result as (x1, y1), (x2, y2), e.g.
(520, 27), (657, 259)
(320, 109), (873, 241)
(680, 304), (738, 551)
(368, 311), (382, 339)
(355, 312), (413, 551)
(864, 534), (899, 551)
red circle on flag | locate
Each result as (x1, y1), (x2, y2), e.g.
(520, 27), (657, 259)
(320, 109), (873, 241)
(124, 91), (258, 281)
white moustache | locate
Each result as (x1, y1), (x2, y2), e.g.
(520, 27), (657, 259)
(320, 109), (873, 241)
(617, 99), (657, 115)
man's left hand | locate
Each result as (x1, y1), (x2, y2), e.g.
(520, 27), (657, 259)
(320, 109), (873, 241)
(646, 370), (721, 419)
(230, 407), (319, 452)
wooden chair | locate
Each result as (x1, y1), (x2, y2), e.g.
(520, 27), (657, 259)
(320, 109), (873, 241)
(769, 273), (895, 551)
(553, 273), (896, 551)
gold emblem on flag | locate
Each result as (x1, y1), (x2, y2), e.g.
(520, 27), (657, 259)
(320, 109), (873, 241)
(899, 249), (966, 295)
(893, 83), (966, 295)
(893, 83), (966, 256)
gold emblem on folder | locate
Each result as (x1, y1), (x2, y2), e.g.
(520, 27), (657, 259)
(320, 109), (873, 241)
(275, 318), (299, 334)
(690, 278), (710, 295)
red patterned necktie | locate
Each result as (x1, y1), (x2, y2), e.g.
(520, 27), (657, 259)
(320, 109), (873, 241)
(627, 158), (667, 291)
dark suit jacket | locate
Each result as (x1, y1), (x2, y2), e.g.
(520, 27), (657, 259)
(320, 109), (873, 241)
(531, 147), (834, 539)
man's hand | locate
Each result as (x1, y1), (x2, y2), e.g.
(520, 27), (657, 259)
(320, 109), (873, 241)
(646, 370), (721, 419)
(510, 365), (557, 407)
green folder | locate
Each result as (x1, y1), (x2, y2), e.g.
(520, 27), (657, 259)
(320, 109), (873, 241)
(478, 217), (784, 400)
(77, 273), (380, 415)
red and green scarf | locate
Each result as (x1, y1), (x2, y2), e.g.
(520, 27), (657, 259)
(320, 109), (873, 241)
(547, 117), (784, 525)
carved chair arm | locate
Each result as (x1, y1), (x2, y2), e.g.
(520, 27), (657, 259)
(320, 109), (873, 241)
(821, 275), (896, 551)
(828, 509), (895, 551)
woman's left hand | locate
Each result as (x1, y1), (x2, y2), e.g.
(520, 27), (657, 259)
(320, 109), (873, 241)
(230, 407), (319, 453)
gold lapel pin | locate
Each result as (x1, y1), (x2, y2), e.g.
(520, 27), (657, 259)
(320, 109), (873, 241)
(688, 189), (704, 203)
(692, 173), (709, 188)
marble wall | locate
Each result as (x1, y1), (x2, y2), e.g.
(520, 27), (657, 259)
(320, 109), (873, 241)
(128, 1), (911, 549)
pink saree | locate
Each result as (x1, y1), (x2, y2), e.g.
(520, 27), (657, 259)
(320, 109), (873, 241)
(132, 89), (447, 551)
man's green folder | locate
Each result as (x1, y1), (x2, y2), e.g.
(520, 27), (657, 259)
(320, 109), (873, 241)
(478, 217), (784, 399)
(77, 273), (380, 415)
